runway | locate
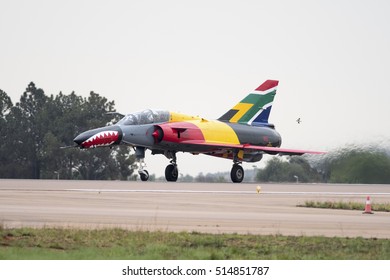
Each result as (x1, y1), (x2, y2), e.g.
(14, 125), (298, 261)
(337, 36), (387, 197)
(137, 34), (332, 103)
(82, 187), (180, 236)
(1, 179), (390, 238)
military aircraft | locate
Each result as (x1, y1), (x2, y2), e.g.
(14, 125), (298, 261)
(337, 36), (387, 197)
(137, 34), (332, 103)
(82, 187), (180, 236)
(73, 80), (324, 183)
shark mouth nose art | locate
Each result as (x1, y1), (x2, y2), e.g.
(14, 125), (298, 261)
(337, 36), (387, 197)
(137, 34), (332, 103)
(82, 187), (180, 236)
(74, 126), (123, 148)
(81, 130), (120, 148)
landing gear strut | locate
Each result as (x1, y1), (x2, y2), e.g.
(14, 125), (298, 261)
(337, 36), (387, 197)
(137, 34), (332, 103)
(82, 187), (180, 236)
(136, 147), (149, 181)
(230, 150), (244, 183)
(164, 151), (178, 182)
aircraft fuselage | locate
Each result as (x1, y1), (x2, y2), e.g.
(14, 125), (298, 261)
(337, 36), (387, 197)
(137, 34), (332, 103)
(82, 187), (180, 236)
(74, 111), (282, 163)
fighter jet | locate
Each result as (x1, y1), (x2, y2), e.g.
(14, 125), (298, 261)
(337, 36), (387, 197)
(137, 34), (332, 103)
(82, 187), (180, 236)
(73, 80), (324, 183)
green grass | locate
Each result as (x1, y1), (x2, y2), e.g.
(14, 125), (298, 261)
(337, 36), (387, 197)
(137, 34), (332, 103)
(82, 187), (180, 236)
(298, 201), (390, 212)
(1, 227), (390, 259)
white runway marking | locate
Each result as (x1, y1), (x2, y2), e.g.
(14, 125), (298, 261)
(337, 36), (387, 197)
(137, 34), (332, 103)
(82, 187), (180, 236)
(65, 189), (390, 196)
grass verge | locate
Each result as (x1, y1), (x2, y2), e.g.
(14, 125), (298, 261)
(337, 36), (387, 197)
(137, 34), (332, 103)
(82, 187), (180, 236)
(1, 227), (390, 260)
(298, 201), (390, 212)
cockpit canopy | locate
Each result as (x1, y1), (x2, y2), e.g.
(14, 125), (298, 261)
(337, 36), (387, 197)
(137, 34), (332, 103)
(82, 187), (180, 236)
(117, 109), (170, 126)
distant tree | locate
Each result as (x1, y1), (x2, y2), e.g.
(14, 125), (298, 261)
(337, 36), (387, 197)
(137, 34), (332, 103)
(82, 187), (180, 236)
(288, 156), (322, 182)
(8, 82), (49, 178)
(45, 91), (86, 179)
(256, 157), (321, 183)
(195, 172), (206, 182)
(83, 91), (115, 129)
(329, 150), (390, 184)
(73, 149), (116, 180)
(180, 174), (194, 182)
(195, 172), (227, 183)
(0, 89), (12, 118)
(0, 89), (14, 177)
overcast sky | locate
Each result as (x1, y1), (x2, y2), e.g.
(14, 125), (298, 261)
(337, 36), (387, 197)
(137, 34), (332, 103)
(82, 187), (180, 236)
(1, 0), (390, 176)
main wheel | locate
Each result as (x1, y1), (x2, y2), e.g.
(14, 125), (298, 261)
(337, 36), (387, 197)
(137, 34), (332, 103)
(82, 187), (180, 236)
(230, 164), (244, 183)
(165, 164), (178, 182)
(139, 170), (149, 181)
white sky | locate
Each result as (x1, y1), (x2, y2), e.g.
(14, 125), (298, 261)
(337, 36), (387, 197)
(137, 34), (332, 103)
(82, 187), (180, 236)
(1, 0), (390, 176)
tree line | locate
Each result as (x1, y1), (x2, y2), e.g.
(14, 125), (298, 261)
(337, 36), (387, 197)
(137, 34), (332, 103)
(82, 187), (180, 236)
(0, 82), (136, 180)
(255, 148), (390, 184)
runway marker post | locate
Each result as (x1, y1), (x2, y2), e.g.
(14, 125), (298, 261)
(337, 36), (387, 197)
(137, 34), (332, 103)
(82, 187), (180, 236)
(363, 196), (374, 214)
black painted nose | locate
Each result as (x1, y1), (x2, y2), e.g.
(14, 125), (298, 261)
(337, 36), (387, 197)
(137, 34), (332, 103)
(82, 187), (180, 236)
(73, 131), (90, 146)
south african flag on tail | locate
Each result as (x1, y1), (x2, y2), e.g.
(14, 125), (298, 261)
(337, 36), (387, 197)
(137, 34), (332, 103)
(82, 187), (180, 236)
(218, 80), (278, 127)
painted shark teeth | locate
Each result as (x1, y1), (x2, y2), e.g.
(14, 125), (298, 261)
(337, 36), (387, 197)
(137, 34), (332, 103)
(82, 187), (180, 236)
(82, 131), (119, 148)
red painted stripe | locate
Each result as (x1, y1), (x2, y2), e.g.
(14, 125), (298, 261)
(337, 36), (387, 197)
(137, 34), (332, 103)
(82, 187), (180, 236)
(160, 122), (204, 143)
(255, 80), (279, 91)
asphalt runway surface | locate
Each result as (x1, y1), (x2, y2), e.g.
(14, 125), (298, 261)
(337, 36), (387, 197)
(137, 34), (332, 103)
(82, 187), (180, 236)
(1, 179), (390, 238)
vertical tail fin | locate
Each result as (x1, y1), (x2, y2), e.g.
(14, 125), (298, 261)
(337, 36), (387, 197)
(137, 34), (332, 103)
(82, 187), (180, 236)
(218, 80), (278, 126)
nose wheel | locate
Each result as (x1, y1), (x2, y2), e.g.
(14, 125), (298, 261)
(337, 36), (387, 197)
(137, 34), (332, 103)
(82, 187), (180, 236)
(139, 169), (149, 181)
(136, 147), (149, 181)
(137, 159), (149, 181)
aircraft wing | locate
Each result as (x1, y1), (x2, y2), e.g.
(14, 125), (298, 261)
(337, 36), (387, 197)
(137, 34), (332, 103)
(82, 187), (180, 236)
(179, 140), (325, 156)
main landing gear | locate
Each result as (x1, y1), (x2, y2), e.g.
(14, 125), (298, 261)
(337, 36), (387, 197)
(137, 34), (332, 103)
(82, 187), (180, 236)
(164, 151), (178, 182)
(230, 151), (244, 183)
(231, 163), (244, 183)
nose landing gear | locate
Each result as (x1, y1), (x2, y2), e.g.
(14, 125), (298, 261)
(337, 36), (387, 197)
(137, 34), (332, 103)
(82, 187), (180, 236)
(138, 160), (149, 181)
(136, 147), (149, 181)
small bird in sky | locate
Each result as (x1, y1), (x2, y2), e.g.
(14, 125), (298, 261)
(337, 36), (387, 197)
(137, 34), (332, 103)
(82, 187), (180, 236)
(296, 118), (302, 124)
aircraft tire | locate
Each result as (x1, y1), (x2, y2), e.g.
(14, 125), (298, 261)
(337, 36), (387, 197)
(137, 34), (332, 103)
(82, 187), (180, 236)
(140, 170), (149, 181)
(231, 164), (244, 183)
(165, 164), (178, 182)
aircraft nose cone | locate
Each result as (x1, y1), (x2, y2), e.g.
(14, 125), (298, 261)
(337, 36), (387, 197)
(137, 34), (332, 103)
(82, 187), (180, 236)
(74, 126), (123, 148)
(73, 132), (89, 146)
